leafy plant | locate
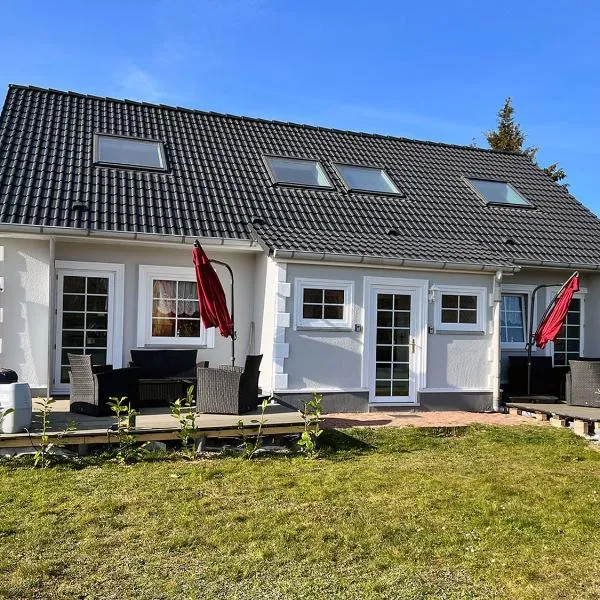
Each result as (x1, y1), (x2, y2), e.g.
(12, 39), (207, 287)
(0, 407), (14, 430)
(108, 396), (146, 464)
(238, 398), (269, 459)
(27, 398), (74, 468)
(298, 392), (323, 458)
(170, 385), (197, 456)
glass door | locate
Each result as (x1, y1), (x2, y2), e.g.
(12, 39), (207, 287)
(54, 270), (115, 393)
(374, 292), (412, 401)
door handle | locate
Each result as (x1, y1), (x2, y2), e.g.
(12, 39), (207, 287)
(411, 338), (416, 353)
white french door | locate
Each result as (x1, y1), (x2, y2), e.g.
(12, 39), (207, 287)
(53, 262), (124, 394)
(365, 279), (427, 405)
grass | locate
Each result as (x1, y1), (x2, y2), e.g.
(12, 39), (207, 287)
(1, 425), (600, 599)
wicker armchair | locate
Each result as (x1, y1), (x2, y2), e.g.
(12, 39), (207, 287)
(68, 354), (141, 416)
(196, 354), (263, 415)
(565, 359), (600, 407)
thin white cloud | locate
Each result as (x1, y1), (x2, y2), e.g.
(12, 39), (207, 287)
(115, 64), (180, 104)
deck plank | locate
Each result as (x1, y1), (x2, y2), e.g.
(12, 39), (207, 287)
(505, 402), (600, 422)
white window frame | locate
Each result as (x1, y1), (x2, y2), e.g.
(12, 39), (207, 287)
(294, 278), (354, 330)
(500, 284), (535, 350)
(545, 286), (586, 365)
(137, 265), (215, 348)
(432, 285), (487, 333)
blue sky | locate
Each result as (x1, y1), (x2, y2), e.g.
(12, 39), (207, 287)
(1, 0), (599, 211)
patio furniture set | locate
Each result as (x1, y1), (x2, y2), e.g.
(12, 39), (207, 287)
(507, 356), (600, 408)
(68, 349), (265, 417)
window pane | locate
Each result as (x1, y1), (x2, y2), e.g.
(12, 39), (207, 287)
(86, 331), (107, 347)
(303, 304), (323, 319)
(62, 331), (84, 347)
(63, 295), (85, 311)
(87, 296), (108, 312)
(179, 281), (197, 300)
(394, 312), (410, 328)
(86, 313), (108, 330)
(392, 380), (409, 396)
(153, 280), (176, 299)
(377, 294), (393, 310)
(63, 313), (85, 329)
(377, 329), (393, 344)
(153, 299), (176, 318)
(177, 320), (201, 338)
(87, 277), (108, 294)
(459, 310), (477, 324)
(376, 364), (392, 380)
(459, 295), (477, 310)
(64, 276), (85, 293)
(468, 178), (530, 206)
(441, 295), (459, 309)
(323, 305), (344, 319)
(265, 156), (331, 187)
(394, 295), (411, 310)
(393, 363), (409, 380)
(152, 319), (175, 337)
(377, 311), (393, 327)
(303, 288), (323, 304)
(376, 346), (392, 361)
(441, 309), (459, 323)
(393, 346), (409, 363)
(336, 164), (400, 194)
(324, 289), (344, 304)
(97, 135), (164, 169)
(177, 300), (199, 318)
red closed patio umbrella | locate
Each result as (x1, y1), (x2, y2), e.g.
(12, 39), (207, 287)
(534, 273), (580, 349)
(525, 271), (579, 395)
(192, 241), (236, 365)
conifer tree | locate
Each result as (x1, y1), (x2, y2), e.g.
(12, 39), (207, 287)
(486, 97), (566, 184)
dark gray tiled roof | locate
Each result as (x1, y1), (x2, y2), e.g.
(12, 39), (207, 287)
(1, 84), (600, 269)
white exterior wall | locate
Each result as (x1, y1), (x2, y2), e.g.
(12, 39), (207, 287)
(54, 240), (259, 374)
(0, 236), (51, 392)
(281, 262), (495, 395)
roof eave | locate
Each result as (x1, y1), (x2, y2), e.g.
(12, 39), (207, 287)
(271, 248), (519, 274)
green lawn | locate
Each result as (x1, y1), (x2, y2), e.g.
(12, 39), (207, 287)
(1, 425), (600, 599)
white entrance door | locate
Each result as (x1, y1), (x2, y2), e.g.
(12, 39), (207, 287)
(53, 262), (124, 394)
(365, 279), (427, 405)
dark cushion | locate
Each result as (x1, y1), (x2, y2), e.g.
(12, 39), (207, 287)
(0, 369), (18, 384)
(130, 349), (198, 378)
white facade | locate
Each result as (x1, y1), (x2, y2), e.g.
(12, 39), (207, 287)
(1, 232), (598, 411)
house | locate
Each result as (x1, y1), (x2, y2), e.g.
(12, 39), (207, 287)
(1, 84), (600, 413)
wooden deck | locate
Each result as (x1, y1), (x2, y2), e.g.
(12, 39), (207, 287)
(0, 399), (306, 449)
(505, 401), (600, 436)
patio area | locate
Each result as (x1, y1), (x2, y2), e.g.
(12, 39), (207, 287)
(0, 398), (306, 449)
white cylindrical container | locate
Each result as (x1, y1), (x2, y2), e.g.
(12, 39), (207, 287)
(0, 383), (33, 434)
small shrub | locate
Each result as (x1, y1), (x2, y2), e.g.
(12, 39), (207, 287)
(107, 397), (146, 464)
(298, 392), (323, 458)
(28, 398), (74, 468)
(238, 398), (269, 459)
(171, 385), (197, 456)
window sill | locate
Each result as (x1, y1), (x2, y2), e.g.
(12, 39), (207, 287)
(434, 329), (486, 335)
(296, 325), (354, 332)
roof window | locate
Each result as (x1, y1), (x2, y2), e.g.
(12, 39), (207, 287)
(467, 178), (531, 206)
(263, 156), (332, 188)
(334, 164), (401, 195)
(95, 134), (166, 170)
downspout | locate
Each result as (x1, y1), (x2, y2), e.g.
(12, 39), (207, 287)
(46, 236), (56, 401)
(491, 270), (503, 412)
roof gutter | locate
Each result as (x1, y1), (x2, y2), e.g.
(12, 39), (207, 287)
(271, 248), (521, 274)
(514, 259), (600, 272)
(0, 223), (261, 251)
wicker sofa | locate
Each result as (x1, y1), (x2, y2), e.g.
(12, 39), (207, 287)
(565, 359), (600, 407)
(129, 349), (208, 406)
(196, 354), (264, 415)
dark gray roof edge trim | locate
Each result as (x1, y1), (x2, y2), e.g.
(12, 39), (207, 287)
(271, 248), (520, 273)
(0, 223), (262, 249)
(6, 84), (524, 157)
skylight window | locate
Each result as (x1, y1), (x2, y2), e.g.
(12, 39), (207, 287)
(467, 178), (531, 206)
(334, 164), (401, 195)
(95, 134), (166, 170)
(263, 156), (332, 188)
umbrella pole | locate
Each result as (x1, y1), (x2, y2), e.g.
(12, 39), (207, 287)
(208, 259), (236, 366)
(525, 272), (578, 396)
